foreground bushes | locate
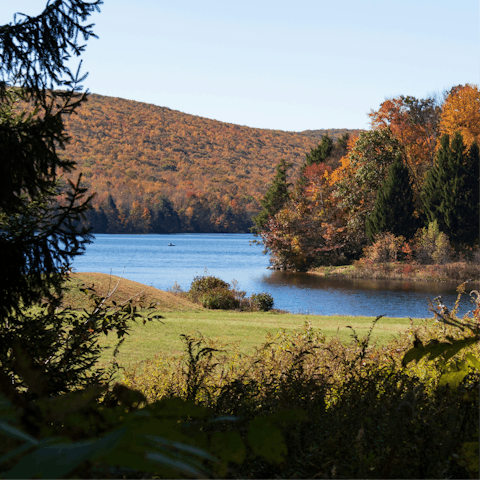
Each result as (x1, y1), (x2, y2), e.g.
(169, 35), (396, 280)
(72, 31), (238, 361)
(2, 286), (479, 478)
(124, 290), (480, 479)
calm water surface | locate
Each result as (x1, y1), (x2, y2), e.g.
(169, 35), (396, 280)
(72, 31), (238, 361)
(73, 234), (476, 318)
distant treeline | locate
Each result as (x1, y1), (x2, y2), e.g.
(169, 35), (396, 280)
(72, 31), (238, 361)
(81, 193), (254, 233)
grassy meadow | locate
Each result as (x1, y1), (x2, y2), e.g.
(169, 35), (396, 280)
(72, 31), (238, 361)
(66, 272), (423, 370)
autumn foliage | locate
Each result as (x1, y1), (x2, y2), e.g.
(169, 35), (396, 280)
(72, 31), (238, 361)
(440, 84), (480, 148)
(59, 93), (361, 233)
(257, 84), (480, 270)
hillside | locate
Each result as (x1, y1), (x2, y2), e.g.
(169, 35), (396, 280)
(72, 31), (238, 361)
(61, 94), (363, 233)
(63, 273), (201, 312)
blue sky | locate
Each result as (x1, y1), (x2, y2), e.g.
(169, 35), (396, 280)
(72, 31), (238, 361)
(2, 1), (479, 131)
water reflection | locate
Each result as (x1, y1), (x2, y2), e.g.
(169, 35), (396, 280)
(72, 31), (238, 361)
(253, 271), (475, 318)
(260, 271), (461, 294)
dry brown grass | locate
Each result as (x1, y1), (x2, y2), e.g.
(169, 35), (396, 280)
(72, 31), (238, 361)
(62, 272), (202, 312)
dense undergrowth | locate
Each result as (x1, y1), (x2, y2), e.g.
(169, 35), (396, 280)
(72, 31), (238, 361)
(2, 285), (479, 479)
(122, 287), (480, 479)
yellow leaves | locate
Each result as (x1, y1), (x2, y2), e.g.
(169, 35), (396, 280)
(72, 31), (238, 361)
(328, 158), (348, 186)
(440, 84), (480, 148)
(328, 136), (358, 187)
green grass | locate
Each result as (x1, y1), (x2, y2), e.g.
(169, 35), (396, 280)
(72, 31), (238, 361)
(64, 273), (426, 373)
(99, 309), (424, 372)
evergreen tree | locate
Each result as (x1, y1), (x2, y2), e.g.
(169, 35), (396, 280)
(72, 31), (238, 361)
(103, 193), (121, 232)
(295, 134), (334, 190)
(336, 132), (350, 152)
(366, 157), (417, 241)
(151, 197), (181, 233)
(252, 159), (291, 233)
(0, 1), (112, 398)
(0, 1), (102, 317)
(305, 134), (334, 167)
(422, 132), (479, 248)
(462, 141), (480, 246)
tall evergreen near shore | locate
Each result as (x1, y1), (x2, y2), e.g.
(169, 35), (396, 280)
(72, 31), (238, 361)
(366, 157), (417, 241)
(422, 132), (479, 248)
(252, 159), (291, 233)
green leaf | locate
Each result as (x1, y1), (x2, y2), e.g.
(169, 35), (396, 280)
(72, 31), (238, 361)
(5, 440), (95, 479)
(89, 427), (128, 461)
(465, 353), (480, 370)
(210, 431), (246, 464)
(38, 386), (105, 422)
(0, 441), (37, 467)
(402, 337), (477, 366)
(5, 427), (126, 479)
(145, 451), (209, 478)
(0, 421), (39, 445)
(248, 417), (287, 464)
(438, 362), (469, 389)
(142, 435), (217, 463)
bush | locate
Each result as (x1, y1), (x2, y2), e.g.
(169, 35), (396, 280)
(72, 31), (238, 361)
(187, 275), (276, 312)
(190, 275), (230, 294)
(188, 275), (246, 310)
(201, 287), (240, 310)
(414, 220), (453, 264)
(188, 275), (231, 304)
(250, 292), (274, 311)
(362, 232), (406, 263)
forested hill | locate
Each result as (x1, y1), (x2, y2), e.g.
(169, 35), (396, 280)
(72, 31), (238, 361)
(62, 93), (363, 233)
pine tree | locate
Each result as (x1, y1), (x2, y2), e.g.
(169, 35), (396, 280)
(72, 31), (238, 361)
(0, 1), (102, 317)
(252, 159), (291, 233)
(366, 157), (417, 241)
(296, 134), (334, 189)
(422, 132), (479, 248)
(305, 134), (334, 167)
(0, 1), (109, 397)
(462, 141), (480, 246)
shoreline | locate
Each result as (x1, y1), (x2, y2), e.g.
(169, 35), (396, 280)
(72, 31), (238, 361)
(307, 261), (480, 285)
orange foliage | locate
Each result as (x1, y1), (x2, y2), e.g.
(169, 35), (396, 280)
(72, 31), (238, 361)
(328, 134), (359, 186)
(369, 96), (440, 182)
(59, 93), (363, 232)
(439, 84), (480, 148)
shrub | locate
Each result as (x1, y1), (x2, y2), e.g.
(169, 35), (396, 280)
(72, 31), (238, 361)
(363, 232), (406, 263)
(187, 275), (275, 312)
(188, 275), (249, 310)
(414, 220), (453, 265)
(250, 292), (274, 311)
(188, 275), (231, 303)
(201, 287), (239, 310)
(190, 275), (230, 294)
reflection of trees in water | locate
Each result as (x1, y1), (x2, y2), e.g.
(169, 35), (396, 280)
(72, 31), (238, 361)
(262, 271), (458, 295)
(259, 270), (476, 317)
(262, 270), (463, 294)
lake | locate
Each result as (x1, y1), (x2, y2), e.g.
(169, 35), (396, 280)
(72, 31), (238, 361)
(72, 233), (476, 318)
